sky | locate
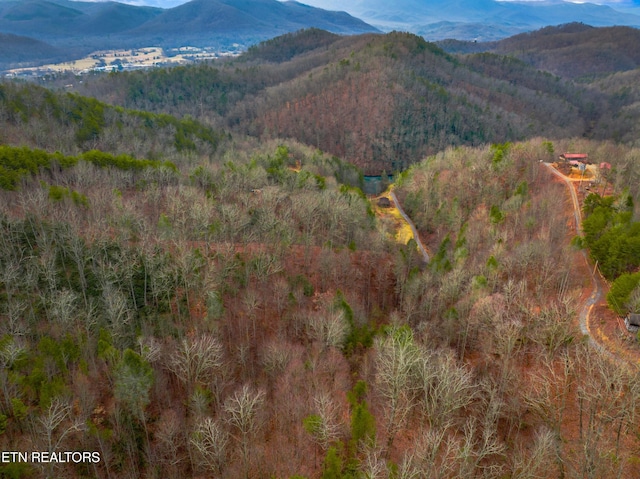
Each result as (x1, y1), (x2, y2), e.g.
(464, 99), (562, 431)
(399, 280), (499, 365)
(80, 0), (640, 7)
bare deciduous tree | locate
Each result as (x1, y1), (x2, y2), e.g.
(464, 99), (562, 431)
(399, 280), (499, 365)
(137, 336), (162, 363)
(101, 283), (132, 345)
(305, 392), (342, 452)
(418, 349), (477, 429)
(38, 397), (86, 477)
(47, 288), (78, 327)
(169, 334), (224, 393)
(456, 414), (505, 479)
(155, 409), (186, 471)
(39, 400), (80, 448)
(524, 352), (574, 477)
(410, 426), (459, 479)
(359, 443), (387, 479)
(375, 326), (420, 455)
(224, 384), (265, 479)
(508, 428), (555, 479)
(307, 310), (349, 351)
(190, 416), (228, 476)
(261, 340), (291, 379)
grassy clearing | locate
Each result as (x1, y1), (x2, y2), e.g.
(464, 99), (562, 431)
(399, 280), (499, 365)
(374, 188), (415, 247)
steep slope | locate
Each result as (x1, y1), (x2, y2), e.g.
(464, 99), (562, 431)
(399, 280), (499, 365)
(0, 0), (378, 67)
(78, 1), (166, 35)
(127, 0), (378, 43)
(81, 30), (598, 174)
(4, 30), (640, 479)
(0, 33), (64, 66)
(440, 24), (640, 80)
(242, 28), (341, 62)
(0, 0), (86, 36)
(0, 0), (163, 38)
(236, 33), (590, 172)
(493, 24), (640, 79)
(0, 82), (223, 159)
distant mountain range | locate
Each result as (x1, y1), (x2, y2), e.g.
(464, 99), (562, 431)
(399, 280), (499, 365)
(3, 0), (640, 71)
(438, 23), (640, 79)
(0, 32), (65, 64)
(301, 0), (640, 41)
(0, 0), (378, 69)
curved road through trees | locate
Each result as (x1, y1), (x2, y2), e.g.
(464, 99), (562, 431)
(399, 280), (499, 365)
(544, 163), (637, 369)
(392, 165), (636, 368)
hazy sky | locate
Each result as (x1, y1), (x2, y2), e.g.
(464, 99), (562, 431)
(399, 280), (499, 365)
(91, 0), (640, 8)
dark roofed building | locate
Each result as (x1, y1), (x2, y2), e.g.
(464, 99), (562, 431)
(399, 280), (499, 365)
(625, 313), (640, 333)
(559, 153), (590, 164)
(377, 197), (392, 208)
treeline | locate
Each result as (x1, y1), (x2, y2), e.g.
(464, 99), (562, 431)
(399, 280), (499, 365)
(0, 82), (224, 160)
(0, 145), (176, 190)
(243, 28), (340, 63)
(582, 192), (640, 280)
(82, 57), (319, 120)
(443, 23), (640, 81)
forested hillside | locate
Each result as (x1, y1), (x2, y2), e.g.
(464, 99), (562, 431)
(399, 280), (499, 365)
(78, 30), (599, 173)
(0, 33), (64, 67)
(438, 23), (640, 144)
(4, 112), (640, 477)
(0, 82), (223, 160)
(3, 26), (640, 479)
(440, 23), (640, 81)
(491, 23), (640, 80)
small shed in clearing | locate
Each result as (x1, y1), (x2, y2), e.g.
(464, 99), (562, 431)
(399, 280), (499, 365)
(559, 153), (590, 164)
(625, 313), (640, 333)
(377, 197), (392, 208)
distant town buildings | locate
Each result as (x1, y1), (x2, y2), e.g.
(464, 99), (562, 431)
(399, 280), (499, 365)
(3, 46), (241, 79)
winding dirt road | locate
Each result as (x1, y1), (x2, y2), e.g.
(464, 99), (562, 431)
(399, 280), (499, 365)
(544, 162), (638, 369)
(389, 164), (638, 368)
(389, 190), (430, 263)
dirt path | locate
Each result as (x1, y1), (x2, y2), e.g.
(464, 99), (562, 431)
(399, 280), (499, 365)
(544, 162), (640, 370)
(389, 191), (430, 263)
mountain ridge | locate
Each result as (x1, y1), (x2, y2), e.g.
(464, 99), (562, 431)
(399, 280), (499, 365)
(300, 0), (640, 41)
(439, 23), (640, 79)
(77, 30), (604, 173)
(0, 0), (379, 69)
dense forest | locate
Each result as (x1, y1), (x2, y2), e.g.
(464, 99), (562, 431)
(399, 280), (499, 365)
(2, 27), (640, 479)
(439, 23), (640, 80)
(67, 28), (640, 174)
(73, 30), (603, 173)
